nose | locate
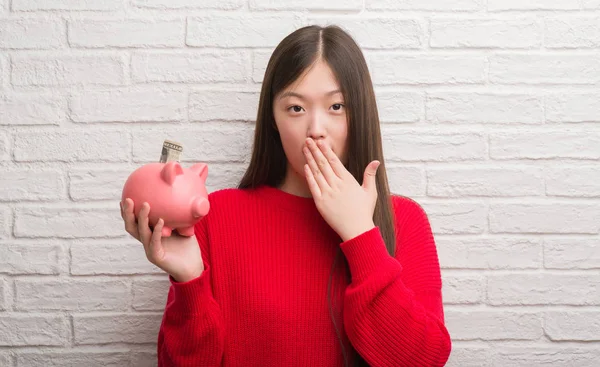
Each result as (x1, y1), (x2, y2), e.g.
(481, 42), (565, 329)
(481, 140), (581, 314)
(307, 110), (327, 140)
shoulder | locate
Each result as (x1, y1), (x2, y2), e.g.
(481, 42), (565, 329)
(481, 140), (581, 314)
(390, 194), (430, 223)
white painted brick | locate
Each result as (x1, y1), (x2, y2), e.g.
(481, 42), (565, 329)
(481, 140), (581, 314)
(187, 15), (304, 48)
(0, 353), (9, 367)
(381, 129), (486, 162)
(132, 51), (248, 84)
(74, 313), (162, 344)
(0, 244), (61, 274)
(0, 279), (5, 310)
(14, 131), (129, 162)
(491, 347), (600, 367)
(430, 18), (540, 48)
(69, 20), (184, 48)
(307, 17), (422, 49)
(14, 207), (124, 238)
(437, 237), (542, 269)
(133, 0), (243, 9)
(490, 132), (600, 160)
(251, 0), (361, 10)
(130, 350), (157, 367)
(387, 166), (426, 197)
(368, 54), (486, 85)
(446, 346), (491, 367)
(442, 274), (484, 304)
(69, 168), (130, 201)
(489, 54), (600, 84)
(0, 92), (66, 126)
(132, 124), (254, 163)
(426, 92), (543, 124)
(0, 19), (64, 49)
(489, 0), (577, 10)
(0, 207), (8, 239)
(0, 169), (64, 201)
(420, 202), (487, 234)
(70, 89), (186, 123)
(545, 311), (600, 341)
(546, 93), (600, 123)
(488, 274), (600, 305)
(252, 50), (271, 83)
(189, 90), (259, 121)
(446, 310), (542, 340)
(204, 163), (246, 193)
(544, 238), (600, 269)
(491, 203), (600, 234)
(0, 131), (9, 161)
(427, 166), (544, 197)
(70, 243), (162, 275)
(584, 0), (600, 9)
(17, 351), (131, 367)
(15, 279), (130, 311)
(0, 315), (69, 346)
(366, 0), (484, 11)
(132, 278), (169, 311)
(546, 166), (600, 197)
(546, 17), (600, 49)
(375, 91), (422, 123)
(12, 0), (122, 11)
(11, 55), (125, 87)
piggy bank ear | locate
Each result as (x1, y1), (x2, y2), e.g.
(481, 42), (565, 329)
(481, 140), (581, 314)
(160, 161), (184, 185)
(190, 163), (208, 182)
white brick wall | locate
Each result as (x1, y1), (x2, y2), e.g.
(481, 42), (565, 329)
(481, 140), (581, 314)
(0, 1), (599, 366)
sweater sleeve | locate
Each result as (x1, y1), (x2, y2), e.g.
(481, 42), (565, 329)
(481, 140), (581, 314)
(157, 214), (225, 367)
(339, 196), (451, 367)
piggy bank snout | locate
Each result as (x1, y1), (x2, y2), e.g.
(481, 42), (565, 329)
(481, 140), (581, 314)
(192, 197), (210, 218)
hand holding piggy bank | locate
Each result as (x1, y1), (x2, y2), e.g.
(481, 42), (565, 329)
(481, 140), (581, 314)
(121, 161), (210, 237)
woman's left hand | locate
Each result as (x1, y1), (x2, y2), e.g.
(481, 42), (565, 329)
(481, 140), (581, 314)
(303, 137), (381, 242)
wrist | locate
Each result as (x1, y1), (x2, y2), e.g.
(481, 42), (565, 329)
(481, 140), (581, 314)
(172, 267), (204, 283)
(341, 221), (375, 242)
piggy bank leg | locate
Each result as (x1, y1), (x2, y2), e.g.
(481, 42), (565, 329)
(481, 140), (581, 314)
(161, 226), (173, 237)
(177, 226), (195, 237)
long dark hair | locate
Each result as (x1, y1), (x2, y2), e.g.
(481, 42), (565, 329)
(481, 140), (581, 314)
(238, 25), (397, 367)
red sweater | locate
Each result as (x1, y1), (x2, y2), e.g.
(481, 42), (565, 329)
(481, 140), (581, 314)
(157, 185), (451, 367)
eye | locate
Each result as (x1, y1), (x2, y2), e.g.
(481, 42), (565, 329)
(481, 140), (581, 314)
(331, 103), (345, 111)
(287, 105), (304, 113)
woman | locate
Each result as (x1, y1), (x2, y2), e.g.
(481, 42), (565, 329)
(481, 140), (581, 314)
(120, 25), (451, 367)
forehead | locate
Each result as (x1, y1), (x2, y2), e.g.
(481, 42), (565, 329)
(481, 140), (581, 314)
(277, 60), (342, 100)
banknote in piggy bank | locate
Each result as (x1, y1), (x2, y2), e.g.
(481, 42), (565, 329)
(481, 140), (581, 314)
(121, 161), (210, 237)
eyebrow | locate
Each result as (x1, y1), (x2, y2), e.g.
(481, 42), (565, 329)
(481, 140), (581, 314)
(277, 89), (342, 101)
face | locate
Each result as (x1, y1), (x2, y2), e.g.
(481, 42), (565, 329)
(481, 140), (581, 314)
(273, 59), (349, 196)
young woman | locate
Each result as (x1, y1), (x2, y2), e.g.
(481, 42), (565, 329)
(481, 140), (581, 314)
(121, 25), (451, 367)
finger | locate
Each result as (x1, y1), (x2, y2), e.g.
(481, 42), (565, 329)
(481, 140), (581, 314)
(316, 139), (347, 179)
(304, 143), (330, 191)
(148, 218), (165, 262)
(123, 198), (140, 240)
(137, 202), (153, 246)
(307, 138), (337, 186)
(304, 164), (322, 198)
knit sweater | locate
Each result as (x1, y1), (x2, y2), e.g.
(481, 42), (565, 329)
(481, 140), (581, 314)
(157, 184), (451, 367)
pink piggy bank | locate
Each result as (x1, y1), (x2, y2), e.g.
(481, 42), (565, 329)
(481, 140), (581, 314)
(121, 161), (210, 237)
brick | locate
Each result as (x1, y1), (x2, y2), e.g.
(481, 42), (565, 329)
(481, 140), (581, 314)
(189, 90), (259, 121)
(430, 18), (540, 48)
(437, 237), (542, 269)
(0, 279), (5, 310)
(489, 54), (600, 84)
(132, 0), (242, 9)
(17, 351), (131, 367)
(132, 278), (170, 310)
(252, 50), (272, 83)
(0, 19), (64, 49)
(381, 129), (486, 162)
(203, 163), (246, 193)
(368, 54), (486, 85)
(426, 92), (543, 124)
(132, 51), (248, 84)
(0, 243), (61, 274)
(488, 0), (578, 10)
(420, 202), (486, 234)
(14, 207), (124, 238)
(0, 315), (69, 346)
(546, 17), (600, 49)
(187, 15), (304, 48)
(132, 124), (254, 163)
(490, 347), (600, 367)
(545, 311), (600, 341)
(11, 55), (125, 87)
(0, 207), (8, 239)
(546, 166), (600, 197)
(366, 0), (484, 11)
(427, 166), (544, 197)
(490, 132), (600, 160)
(12, 0), (122, 11)
(70, 89), (186, 123)
(0, 353), (9, 367)
(446, 310), (542, 340)
(0, 92), (66, 125)
(70, 243), (162, 275)
(0, 169), (64, 201)
(546, 93), (600, 123)
(442, 274), (484, 304)
(130, 350), (157, 367)
(490, 203), (600, 234)
(376, 91), (422, 123)
(0, 131), (8, 161)
(387, 166), (425, 197)
(69, 168), (131, 201)
(584, 0), (600, 8)
(307, 17), (422, 49)
(15, 279), (130, 311)
(74, 313), (162, 344)
(488, 274), (600, 305)
(446, 346), (491, 367)
(544, 238), (600, 269)
(251, 0), (361, 10)
(14, 131), (128, 162)
(69, 20), (183, 48)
